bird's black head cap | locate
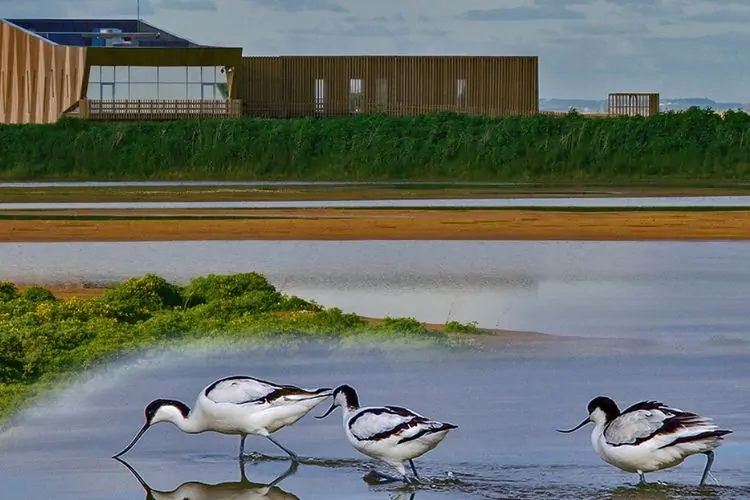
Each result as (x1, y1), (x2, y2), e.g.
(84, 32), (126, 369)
(587, 396), (620, 422)
(144, 398), (190, 424)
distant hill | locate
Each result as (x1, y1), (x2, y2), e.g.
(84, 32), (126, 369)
(539, 97), (748, 113)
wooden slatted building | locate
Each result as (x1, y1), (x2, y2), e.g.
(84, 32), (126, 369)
(0, 18), (543, 123)
(0, 18), (241, 123)
(238, 55), (539, 118)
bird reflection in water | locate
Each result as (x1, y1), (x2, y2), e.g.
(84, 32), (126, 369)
(114, 456), (300, 500)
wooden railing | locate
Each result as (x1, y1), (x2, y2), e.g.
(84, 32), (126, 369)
(80, 99), (242, 120)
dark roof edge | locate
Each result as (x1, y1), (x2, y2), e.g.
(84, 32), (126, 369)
(137, 19), (202, 47)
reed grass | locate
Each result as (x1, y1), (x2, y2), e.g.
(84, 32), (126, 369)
(1, 108), (750, 181)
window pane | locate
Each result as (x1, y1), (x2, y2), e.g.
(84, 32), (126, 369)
(114, 66), (129, 83)
(187, 66), (201, 83)
(201, 84), (217, 99)
(159, 67), (186, 84)
(129, 83), (159, 100)
(101, 66), (114, 82)
(376, 78), (387, 107)
(159, 82), (187, 99)
(101, 84), (114, 100)
(215, 83), (228, 99)
(87, 82), (101, 99)
(88, 66), (101, 83)
(129, 67), (157, 83)
(187, 83), (202, 100)
(199, 66), (215, 83)
(113, 83), (129, 100)
(216, 66), (228, 84)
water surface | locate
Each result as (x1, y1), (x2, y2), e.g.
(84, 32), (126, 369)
(1, 241), (748, 349)
(2, 195), (750, 209)
(0, 342), (747, 499)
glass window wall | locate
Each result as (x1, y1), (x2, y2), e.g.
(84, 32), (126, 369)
(86, 65), (229, 100)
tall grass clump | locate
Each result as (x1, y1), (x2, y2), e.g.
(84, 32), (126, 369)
(0, 272), (465, 423)
(1, 107), (749, 181)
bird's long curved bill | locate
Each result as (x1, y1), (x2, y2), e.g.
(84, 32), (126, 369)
(315, 403), (337, 419)
(556, 417), (591, 433)
(113, 423), (150, 458)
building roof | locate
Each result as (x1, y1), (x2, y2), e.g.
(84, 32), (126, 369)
(3, 19), (210, 48)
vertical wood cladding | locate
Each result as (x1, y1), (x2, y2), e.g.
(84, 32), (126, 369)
(0, 21), (87, 124)
(238, 55), (539, 117)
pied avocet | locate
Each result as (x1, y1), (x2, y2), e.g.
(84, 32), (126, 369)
(113, 375), (331, 461)
(558, 396), (732, 485)
(316, 384), (457, 483)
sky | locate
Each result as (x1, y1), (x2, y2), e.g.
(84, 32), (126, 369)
(3, 0), (750, 102)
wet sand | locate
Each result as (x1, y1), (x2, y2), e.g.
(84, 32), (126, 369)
(1, 209), (749, 241)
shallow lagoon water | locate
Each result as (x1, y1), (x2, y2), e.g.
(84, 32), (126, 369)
(1, 240), (749, 349)
(2, 195), (750, 209)
(0, 342), (748, 499)
(1, 239), (749, 498)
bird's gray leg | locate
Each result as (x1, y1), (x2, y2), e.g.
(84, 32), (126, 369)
(409, 459), (420, 481)
(699, 451), (715, 487)
(239, 435), (247, 459)
(265, 435), (299, 462)
(409, 459), (420, 478)
(638, 471), (647, 484)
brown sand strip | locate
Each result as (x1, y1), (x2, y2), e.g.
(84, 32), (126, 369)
(1, 209), (750, 241)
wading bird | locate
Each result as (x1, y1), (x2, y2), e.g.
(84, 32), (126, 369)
(316, 384), (457, 483)
(113, 375), (332, 461)
(557, 396), (732, 486)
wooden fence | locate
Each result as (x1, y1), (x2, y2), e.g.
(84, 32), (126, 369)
(80, 99), (242, 120)
(238, 56), (538, 118)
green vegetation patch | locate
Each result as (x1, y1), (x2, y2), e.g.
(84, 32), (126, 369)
(0, 272), (475, 424)
(2, 108), (750, 182)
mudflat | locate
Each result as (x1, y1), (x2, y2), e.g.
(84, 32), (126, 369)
(0, 208), (749, 241)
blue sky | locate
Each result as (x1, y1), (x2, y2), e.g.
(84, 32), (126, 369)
(3, 0), (750, 101)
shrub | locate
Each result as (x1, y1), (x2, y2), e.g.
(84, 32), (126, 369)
(444, 320), (480, 333)
(0, 282), (19, 302)
(20, 286), (57, 303)
(100, 274), (183, 322)
(380, 316), (428, 333)
(183, 272), (277, 306)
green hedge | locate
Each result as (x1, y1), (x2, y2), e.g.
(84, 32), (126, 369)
(1, 108), (749, 181)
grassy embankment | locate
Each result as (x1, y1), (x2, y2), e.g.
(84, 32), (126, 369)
(1, 107), (750, 182)
(0, 272), (481, 424)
